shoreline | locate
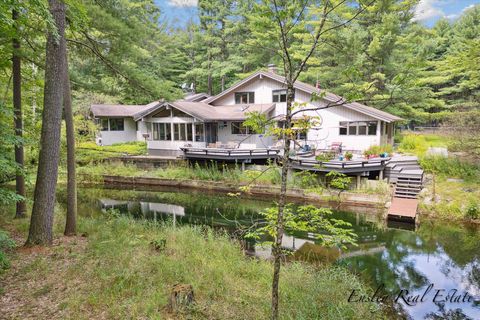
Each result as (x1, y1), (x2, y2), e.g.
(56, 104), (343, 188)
(100, 174), (388, 214)
(77, 174), (480, 224)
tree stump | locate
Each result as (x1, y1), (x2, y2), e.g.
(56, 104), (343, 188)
(168, 284), (195, 313)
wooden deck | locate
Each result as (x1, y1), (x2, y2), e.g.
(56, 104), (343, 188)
(387, 197), (418, 221)
(290, 157), (390, 174)
(180, 147), (280, 161)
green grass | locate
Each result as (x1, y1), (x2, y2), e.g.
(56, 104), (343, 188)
(420, 156), (479, 181)
(420, 178), (480, 220)
(76, 141), (147, 164)
(0, 229), (15, 273)
(397, 133), (451, 156)
(397, 133), (480, 220)
(0, 211), (385, 319)
(78, 162), (286, 186)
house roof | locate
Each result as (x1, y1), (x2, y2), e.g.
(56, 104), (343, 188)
(203, 70), (402, 123)
(141, 101), (275, 122)
(182, 92), (211, 102)
(91, 101), (162, 119)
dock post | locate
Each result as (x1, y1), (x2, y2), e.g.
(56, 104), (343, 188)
(379, 169), (384, 180)
(241, 161), (245, 171)
(356, 175), (361, 189)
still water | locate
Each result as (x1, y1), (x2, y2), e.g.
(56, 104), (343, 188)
(64, 186), (480, 320)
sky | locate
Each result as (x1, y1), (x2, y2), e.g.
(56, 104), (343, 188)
(154, 0), (479, 28)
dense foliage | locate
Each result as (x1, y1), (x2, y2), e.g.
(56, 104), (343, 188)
(0, 1), (479, 204)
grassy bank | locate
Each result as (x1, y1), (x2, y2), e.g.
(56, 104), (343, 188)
(0, 209), (384, 319)
(77, 161), (390, 197)
(397, 133), (480, 220)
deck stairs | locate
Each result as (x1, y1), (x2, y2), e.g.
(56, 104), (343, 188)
(385, 156), (424, 220)
(385, 156), (424, 199)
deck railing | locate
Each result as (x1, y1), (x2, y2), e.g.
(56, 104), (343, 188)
(290, 157), (389, 170)
(180, 147), (281, 157)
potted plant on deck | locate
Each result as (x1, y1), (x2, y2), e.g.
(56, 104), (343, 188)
(344, 151), (353, 161)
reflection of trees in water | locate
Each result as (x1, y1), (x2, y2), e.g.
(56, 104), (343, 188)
(425, 302), (474, 320)
(417, 221), (480, 293)
(418, 221), (480, 267)
(339, 228), (430, 293)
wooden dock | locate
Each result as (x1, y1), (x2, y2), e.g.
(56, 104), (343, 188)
(387, 197), (418, 221)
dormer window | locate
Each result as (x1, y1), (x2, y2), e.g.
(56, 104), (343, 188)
(272, 89), (294, 102)
(235, 92), (254, 104)
(272, 89), (287, 103)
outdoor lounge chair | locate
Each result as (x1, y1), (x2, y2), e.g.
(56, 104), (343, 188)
(329, 141), (343, 154)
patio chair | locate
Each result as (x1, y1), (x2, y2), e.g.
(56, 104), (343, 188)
(329, 141), (343, 154)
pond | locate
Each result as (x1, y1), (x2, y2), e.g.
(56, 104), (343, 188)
(63, 186), (480, 319)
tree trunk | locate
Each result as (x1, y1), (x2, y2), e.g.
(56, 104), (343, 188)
(63, 40), (77, 236)
(207, 72), (213, 96)
(271, 82), (294, 320)
(26, 0), (66, 246)
(12, 9), (26, 218)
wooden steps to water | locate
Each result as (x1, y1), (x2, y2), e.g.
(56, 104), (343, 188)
(385, 156), (424, 221)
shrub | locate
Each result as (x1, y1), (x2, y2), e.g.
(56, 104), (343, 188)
(0, 230), (15, 272)
(465, 201), (479, 219)
(398, 134), (428, 155)
(315, 152), (335, 162)
(364, 144), (393, 157)
(293, 171), (319, 189)
(420, 156), (479, 180)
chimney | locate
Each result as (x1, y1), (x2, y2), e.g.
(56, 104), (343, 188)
(267, 64), (277, 74)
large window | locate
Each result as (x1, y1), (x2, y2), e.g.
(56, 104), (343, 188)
(101, 119), (109, 131)
(235, 92), (255, 104)
(339, 122), (347, 135)
(231, 122), (248, 134)
(152, 123), (171, 141)
(109, 118), (124, 131)
(100, 118), (124, 131)
(272, 89), (294, 103)
(195, 123), (204, 142)
(272, 89), (287, 103)
(173, 123), (193, 141)
(339, 121), (378, 136)
(367, 121), (377, 135)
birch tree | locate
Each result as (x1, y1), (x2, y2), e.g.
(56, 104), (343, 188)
(247, 1), (373, 318)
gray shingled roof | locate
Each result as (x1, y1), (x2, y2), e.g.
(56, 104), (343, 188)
(139, 101), (275, 122)
(182, 92), (211, 102)
(91, 101), (162, 119)
(203, 70), (402, 123)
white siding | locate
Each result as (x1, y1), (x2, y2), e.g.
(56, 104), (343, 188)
(209, 76), (389, 151)
(217, 121), (274, 149)
(303, 106), (381, 151)
(97, 117), (138, 146)
(144, 115), (206, 154)
(212, 77), (285, 106)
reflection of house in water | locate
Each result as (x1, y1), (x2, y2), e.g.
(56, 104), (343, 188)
(99, 199), (186, 222)
(99, 199), (130, 212)
(140, 202), (185, 225)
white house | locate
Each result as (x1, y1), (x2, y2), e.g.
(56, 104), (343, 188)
(91, 69), (401, 156)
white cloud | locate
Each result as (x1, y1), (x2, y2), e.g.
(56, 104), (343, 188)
(462, 4), (475, 13)
(413, 0), (444, 21)
(167, 0), (198, 7)
(445, 13), (459, 20)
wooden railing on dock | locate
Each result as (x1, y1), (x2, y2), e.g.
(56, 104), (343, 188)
(180, 147), (280, 160)
(290, 157), (389, 172)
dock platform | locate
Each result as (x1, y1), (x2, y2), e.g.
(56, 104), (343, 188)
(388, 197), (418, 221)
